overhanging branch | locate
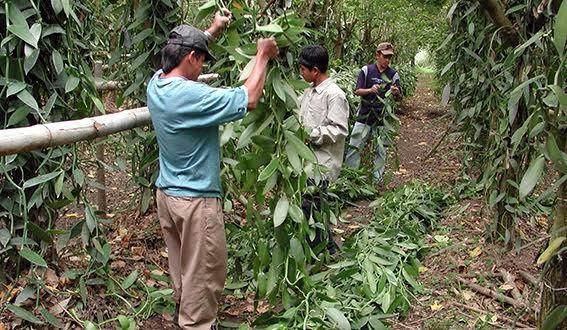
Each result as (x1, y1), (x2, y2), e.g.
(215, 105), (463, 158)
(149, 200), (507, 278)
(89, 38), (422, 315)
(478, 0), (519, 46)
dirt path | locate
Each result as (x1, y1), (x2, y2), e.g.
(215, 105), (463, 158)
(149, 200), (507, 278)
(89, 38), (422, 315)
(384, 74), (545, 329)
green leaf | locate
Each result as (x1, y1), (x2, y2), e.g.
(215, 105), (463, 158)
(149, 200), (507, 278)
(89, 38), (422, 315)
(54, 172), (65, 197)
(84, 320), (98, 330)
(23, 171), (62, 189)
(24, 48), (40, 75)
(326, 307), (351, 330)
(273, 196), (289, 227)
(256, 23), (284, 34)
(30, 23), (42, 44)
(19, 247), (48, 267)
(8, 25), (38, 48)
(0, 229), (11, 247)
(289, 237), (305, 264)
(62, 0), (72, 17)
(258, 158), (279, 181)
(7, 82), (26, 97)
(285, 144), (302, 173)
(40, 307), (63, 328)
(549, 85), (567, 107)
(7, 106), (31, 127)
(284, 131), (316, 163)
(51, 0), (63, 15)
(8, 4), (28, 26)
(6, 304), (43, 324)
(197, 0), (216, 20)
(52, 50), (64, 74)
(44, 93), (58, 116)
(537, 237), (566, 265)
(17, 89), (39, 111)
(519, 156), (545, 199)
(271, 70), (286, 102)
(546, 134), (567, 174)
(85, 205), (97, 232)
(288, 203), (304, 223)
(65, 76), (80, 93)
(542, 305), (567, 330)
(554, 0), (567, 57)
(121, 270), (139, 290)
(130, 51), (150, 72)
(238, 56), (256, 82)
(514, 30), (543, 56)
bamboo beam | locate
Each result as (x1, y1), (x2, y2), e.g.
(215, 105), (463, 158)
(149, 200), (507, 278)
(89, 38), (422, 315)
(0, 107), (151, 156)
(0, 73), (219, 157)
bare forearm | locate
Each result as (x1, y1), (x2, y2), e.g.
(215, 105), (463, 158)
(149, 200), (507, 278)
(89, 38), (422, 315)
(354, 88), (373, 96)
(244, 55), (270, 109)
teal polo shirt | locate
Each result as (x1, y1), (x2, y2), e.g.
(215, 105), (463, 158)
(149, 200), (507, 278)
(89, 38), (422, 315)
(147, 70), (248, 197)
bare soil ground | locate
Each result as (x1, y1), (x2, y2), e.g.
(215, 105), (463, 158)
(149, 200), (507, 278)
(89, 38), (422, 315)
(389, 75), (545, 330)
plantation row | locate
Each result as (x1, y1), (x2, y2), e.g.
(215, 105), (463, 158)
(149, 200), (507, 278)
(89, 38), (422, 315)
(1, 0), (566, 328)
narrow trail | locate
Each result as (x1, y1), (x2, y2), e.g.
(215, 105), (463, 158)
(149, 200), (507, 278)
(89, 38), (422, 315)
(389, 74), (459, 189)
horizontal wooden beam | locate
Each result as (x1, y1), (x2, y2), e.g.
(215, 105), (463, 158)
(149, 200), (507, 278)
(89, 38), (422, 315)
(0, 108), (151, 156)
(1, 73), (220, 156)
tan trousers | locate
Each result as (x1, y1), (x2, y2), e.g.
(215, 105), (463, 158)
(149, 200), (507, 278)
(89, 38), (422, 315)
(156, 190), (227, 330)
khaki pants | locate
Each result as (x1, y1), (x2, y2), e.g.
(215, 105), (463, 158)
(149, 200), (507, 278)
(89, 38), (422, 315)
(156, 189), (227, 330)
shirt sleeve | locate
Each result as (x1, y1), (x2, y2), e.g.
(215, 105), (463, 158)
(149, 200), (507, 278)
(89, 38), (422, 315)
(177, 84), (248, 128)
(355, 69), (366, 90)
(309, 92), (349, 146)
(392, 72), (402, 95)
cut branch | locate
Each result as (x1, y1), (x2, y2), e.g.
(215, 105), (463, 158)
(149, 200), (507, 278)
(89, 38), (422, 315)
(457, 277), (530, 310)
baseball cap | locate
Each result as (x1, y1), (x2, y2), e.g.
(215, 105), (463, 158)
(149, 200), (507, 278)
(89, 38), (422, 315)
(376, 42), (394, 55)
(168, 25), (215, 61)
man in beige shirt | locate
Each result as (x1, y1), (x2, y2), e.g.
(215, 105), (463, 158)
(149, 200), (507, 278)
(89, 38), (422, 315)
(299, 45), (349, 181)
(298, 45), (349, 254)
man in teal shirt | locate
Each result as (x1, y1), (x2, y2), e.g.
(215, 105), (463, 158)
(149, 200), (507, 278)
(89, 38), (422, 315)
(147, 11), (279, 330)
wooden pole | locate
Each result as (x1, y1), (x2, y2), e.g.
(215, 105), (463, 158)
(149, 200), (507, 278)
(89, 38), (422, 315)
(94, 62), (107, 213)
(0, 108), (151, 156)
(0, 73), (218, 157)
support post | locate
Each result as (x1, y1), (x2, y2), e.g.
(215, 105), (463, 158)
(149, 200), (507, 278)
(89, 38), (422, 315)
(94, 62), (107, 213)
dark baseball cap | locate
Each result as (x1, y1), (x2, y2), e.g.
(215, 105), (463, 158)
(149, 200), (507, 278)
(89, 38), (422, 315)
(168, 24), (215, 61)
(376, 42), (394, 55)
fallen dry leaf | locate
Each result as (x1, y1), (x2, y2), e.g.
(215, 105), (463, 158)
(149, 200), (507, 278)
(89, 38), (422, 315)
(462, 290), (474, 300)
(64, 213), (80, 219)
(430, 301), (444, 311)
(151, 269), (164, 276)
(160, 250), (168, 258)
(44, 268), (59, 288)
(469, 246), (482, 257)
(499, 284), (515, 291)
(49, 297), (71, 316)
(418, 266), (428, 273)
(0, 322), (6, 330)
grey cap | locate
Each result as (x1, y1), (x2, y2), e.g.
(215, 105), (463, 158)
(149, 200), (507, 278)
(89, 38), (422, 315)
(168, 24), (215, 61)
(376, 42), (394, 55)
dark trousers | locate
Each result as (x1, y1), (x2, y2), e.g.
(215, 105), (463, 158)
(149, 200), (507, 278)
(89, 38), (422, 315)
(301, 180), (338, 254)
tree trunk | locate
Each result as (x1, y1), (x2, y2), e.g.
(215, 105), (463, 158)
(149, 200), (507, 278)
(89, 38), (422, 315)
(538, 133), (567, 328)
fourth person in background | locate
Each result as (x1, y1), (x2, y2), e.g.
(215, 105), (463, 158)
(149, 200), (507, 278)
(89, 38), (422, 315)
(298, 45), (349, 254)
(344, 42), (402, 183)
(147, 10), (279, 330)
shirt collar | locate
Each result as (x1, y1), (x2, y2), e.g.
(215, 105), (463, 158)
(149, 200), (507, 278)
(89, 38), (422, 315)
(313, 77), (332, 94)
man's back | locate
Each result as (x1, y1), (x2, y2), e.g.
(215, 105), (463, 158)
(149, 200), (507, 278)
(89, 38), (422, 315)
(147, 71), (248, 197)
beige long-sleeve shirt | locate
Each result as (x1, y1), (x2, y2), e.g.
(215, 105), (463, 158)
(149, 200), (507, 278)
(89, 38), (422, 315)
(299, 78), (349, 182)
